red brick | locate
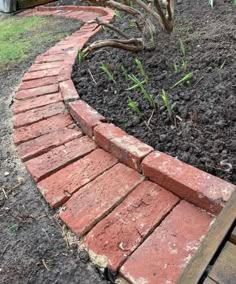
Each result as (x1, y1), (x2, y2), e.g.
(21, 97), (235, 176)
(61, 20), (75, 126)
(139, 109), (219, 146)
(19, 76), (58, 90)
(13, 102), (65, 128)
(29, 62), (63, 72)
(35, 54), (65, 63)
(22, 68), (61, 81)
(120, 201), (213, 284)
(68, 100), (106, 137)
(57, 65), (72, 82)
(37, 149), (118, 208)
(15, 84), (59, 100)
(13, 93), (62, 114)
(25, 136), (96, 182)
(94, 123), (153, 171)
(17, 128), (82, 161)
(84, 181), (179, 271)
(60, 163), (144, 237)
(142, 151), (236, 214)
(59, 80), (79, 102)
(13, 113), (73, 145)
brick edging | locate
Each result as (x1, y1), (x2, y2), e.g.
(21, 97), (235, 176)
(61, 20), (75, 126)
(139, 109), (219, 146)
(15, 5), (235, 216)
(11, 6), (236, 283)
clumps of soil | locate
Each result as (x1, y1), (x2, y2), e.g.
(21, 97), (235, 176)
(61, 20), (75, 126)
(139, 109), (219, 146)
(73, 0), (236, 184)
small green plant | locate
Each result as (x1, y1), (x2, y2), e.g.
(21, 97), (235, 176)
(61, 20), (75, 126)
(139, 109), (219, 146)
(135, 58), (147, 80)
(232, 0), (236, 5)
(209, 0), (214, 8)
(171, 72), (193, 88)
(179, 39), (186, 57)
(127, 74), (146, 91)
(128, 97), (142, 116)
(127, 74), (156, 109)
(100, 63), (116, 83)
(181, 58), (188, 71)
(160, 89), (172, 120)
(77, 50), (84, 64)
(9, 224), (18, 232)
(114, 9), (121, 18)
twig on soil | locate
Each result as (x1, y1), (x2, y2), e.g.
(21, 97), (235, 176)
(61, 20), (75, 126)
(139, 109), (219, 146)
(1, 188), (8, 199)
(147, 109), (155, 126)
(193, 76), (204, 87)
(144, 120), (152, 131)
(92, 17), (130, 39)
(88, 68), (97, 85)
(42, 228), (51, 242)
(42, 259), (50, 271)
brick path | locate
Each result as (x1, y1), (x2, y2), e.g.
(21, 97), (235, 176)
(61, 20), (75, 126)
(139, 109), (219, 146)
(12, 6), (236, 284)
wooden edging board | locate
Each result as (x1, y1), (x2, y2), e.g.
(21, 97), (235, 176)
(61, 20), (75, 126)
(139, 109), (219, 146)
(176, 190), (236, 284)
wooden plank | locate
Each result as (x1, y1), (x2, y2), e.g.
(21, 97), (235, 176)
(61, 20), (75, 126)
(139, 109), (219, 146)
(209, 241), (236, 284)
(229, 225), (236, 245)
(203, 277), (217, 284)
(18, 0), (54, 9)
(176, 190), (236, 284)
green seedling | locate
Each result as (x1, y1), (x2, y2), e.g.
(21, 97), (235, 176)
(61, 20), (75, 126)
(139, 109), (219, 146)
(171, 72), (193, 88)
(9, 224), (18, 232)
(128, 97), (142, 116)
(77, 50), (84, 64)
(209, 0), (214, 8)
(160, 89), (172, 119)
(232, 0), (236, 5)
(120, 64), (129, 80)
(100, 63), (116, 83)
(114, 9), (121, 18)
(127, 74), (156, 109)
(181, 58), (188, 71)
(179, 38), (186, 57)
(127, 74), (146, 90)
(135, 58), (147, 79)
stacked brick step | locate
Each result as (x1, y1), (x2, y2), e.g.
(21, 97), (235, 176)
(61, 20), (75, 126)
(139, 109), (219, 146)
(12, 6), (236, 284)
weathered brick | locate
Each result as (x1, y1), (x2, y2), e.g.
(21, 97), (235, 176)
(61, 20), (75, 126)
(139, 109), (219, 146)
(59, 80), (79, 102)
(13, 113), (73, 145)
(15, 84), (59, 100)
(84, 181), (179, 271)
(142, 151), (236, 214)
(25, 136), (96, 182)
(22, 68), (61, 81)
(68, 100), (106, 137)
(37, 149), (118, 208)
(35, 54), (65, 63)
(57, 65), (72, 82)
(17, 128), (82, 161)
(60, 163), (144, 237)
(13, 93), (62, 114)
(120, 201), (213, 284)
(94, 123), (153, 171)
(13, 102), (65, 128)
(19, 76), (58, 90)
(29, 62), (63, 72)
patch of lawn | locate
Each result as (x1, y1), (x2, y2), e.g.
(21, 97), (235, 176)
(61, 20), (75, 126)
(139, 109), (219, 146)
(0, 16), (79, 68)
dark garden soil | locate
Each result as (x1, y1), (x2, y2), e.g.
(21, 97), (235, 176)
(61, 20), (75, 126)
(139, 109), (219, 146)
(73, 0), (236, 184)
(0, 16), (109, 284)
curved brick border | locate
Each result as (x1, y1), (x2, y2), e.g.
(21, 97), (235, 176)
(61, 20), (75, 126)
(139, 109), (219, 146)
(12, 6), (235, 284)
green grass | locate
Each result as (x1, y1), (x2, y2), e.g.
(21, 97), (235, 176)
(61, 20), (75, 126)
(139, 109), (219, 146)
(0, 16), (71, 68)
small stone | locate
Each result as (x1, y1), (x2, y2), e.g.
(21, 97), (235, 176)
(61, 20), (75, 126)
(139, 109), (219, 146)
(4, 172), (9, 176)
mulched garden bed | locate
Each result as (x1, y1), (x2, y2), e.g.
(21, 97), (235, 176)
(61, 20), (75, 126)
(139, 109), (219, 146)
(73, 0), (236, 184)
